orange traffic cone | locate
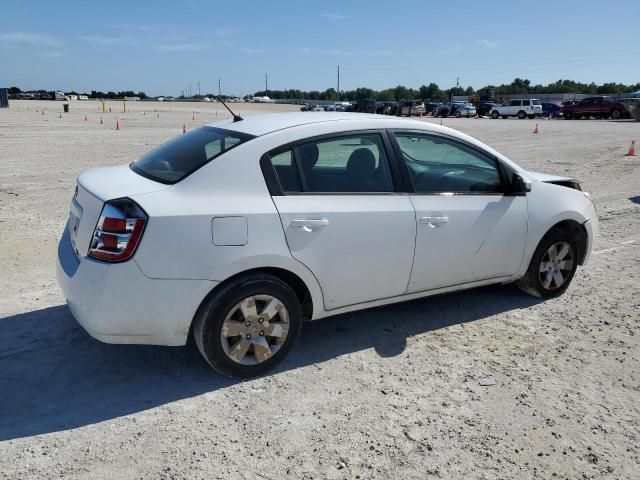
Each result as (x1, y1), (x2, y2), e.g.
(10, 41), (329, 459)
(625, 140), (637, 157)
(84, 114), (87, 121)
(182, 124), (186, 134)
(59, 112), (62, 118)
(116, 120), (120, 130)
(100, 117), (103, 124)
(440, 118), (443, 126)
(532, 123), (539, 134)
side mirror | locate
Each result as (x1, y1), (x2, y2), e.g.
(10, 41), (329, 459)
(511, 173), (532, 194)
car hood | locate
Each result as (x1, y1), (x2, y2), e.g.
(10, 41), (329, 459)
(525, 170), (574, 183)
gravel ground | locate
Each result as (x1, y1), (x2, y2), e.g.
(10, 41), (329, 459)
(1, 101), (639, 479)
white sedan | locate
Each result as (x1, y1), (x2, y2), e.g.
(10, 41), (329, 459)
(57, 113), (599, 377)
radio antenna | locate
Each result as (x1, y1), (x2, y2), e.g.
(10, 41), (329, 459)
(216, 96), (243, 122)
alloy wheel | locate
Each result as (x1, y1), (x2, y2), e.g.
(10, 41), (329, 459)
(538, 241), (574, 290)
(220, 295), (290, 365)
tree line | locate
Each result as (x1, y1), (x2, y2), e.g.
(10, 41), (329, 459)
(8, 78), (640, 102)
(252, 78), (640, 101)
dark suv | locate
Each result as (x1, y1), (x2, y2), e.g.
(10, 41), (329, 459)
(561, 96), (630, 120)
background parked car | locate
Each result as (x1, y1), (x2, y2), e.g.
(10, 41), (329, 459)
(561, 96), (630, 120)
(381, 102), (399, 115)
(491, 99), (543, 119)
(476, 102), (499, 117)
(541, 102), (562, 118)
(398, 100), (426, 117)
(355, 99), (377, 113)
(451, 102), (477, 118)
(437, 102), (476, 118)
(424, 102), (443, 116)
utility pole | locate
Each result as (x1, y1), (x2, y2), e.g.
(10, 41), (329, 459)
(218, 78), (221, 97)
(337, 65), (340, 101)
(197, 80), (200, 97)
(265, 73), (268, 97)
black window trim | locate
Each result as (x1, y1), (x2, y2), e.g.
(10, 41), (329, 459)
(260, 129), (407, 196)
(386, 129), (515, 196)
(130, 126), (256, 185)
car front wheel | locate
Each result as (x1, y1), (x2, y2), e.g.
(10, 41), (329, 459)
(193, 273), (303, 377)
(491, 110), (499, 119)
(517, 111), (526, 119)
(611, 110), (621, 120)
(517, 229), (579, 298)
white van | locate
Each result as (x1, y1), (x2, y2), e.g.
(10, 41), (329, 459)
(491, 99), (543, 119)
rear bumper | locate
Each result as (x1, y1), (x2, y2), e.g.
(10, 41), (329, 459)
(56, 225), (216, 346)
(581, 216), (599, 265)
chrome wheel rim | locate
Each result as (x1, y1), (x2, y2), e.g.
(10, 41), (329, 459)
(538, 241), (574, 291)
(220, 295), (290, 365)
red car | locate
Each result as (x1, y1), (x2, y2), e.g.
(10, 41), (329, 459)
(561, 96), (630, 120)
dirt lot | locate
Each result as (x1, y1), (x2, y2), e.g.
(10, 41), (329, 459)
(1, 100), (639, 479)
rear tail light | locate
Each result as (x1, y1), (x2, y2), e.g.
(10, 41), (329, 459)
(88, 198), (147, 262)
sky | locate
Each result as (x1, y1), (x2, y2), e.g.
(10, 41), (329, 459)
(1, 0), (639, 96)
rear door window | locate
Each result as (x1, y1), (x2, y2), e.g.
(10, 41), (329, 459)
(522, 100), (530, 106)
(267, 133), (394, 193)
(131, 127), (253, 184)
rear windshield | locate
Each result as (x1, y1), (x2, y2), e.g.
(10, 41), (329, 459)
(532, 99), (541, 105)
(130, 127), (254, 184)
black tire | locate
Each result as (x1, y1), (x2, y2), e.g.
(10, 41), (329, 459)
(517, 229), (579, 299)
(564, 113), (572, 119)
(517, 110), (526, 119)
(491, 110), (499, 119)
(455, 111), (462, 118)
(611, 110), (621, 120)
(193, 272), (303, 377)
(527, 114), (535, 119)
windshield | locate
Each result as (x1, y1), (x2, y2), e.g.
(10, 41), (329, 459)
(130, 127), (254, 184)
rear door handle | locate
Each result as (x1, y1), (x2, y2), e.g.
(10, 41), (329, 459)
(291, 218), (329, 232)
(420, 216), (449, 228)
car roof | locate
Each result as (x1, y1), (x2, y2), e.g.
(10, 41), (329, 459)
(205, 112), (384, 136)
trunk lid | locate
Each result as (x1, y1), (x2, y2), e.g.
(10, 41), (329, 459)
(69, 165), (170, 257)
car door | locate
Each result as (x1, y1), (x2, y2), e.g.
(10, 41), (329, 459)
(522, 99), (531, 115)
(264, 131), (416, 310)
(389, 131), (528, 292)
(507, 100), (519, 116)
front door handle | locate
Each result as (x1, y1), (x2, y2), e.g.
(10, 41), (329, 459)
(420, 216), (449, 228)
(291, 218), (329, 232)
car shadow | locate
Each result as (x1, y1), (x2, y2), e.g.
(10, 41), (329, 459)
(0, 285), (540, 441)
(629, 196), (640, 205)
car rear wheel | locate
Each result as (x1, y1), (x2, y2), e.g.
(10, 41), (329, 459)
(517, 111), (526, 119)
(455, 111), (462, 118)
(527, 114), (535, 119)
(491, 110), (499, 119)
(517, 229), (579, 299)
(193, 273), (302, 377)
(564, 113), (572, 119)
(611, 110), (621, 120)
